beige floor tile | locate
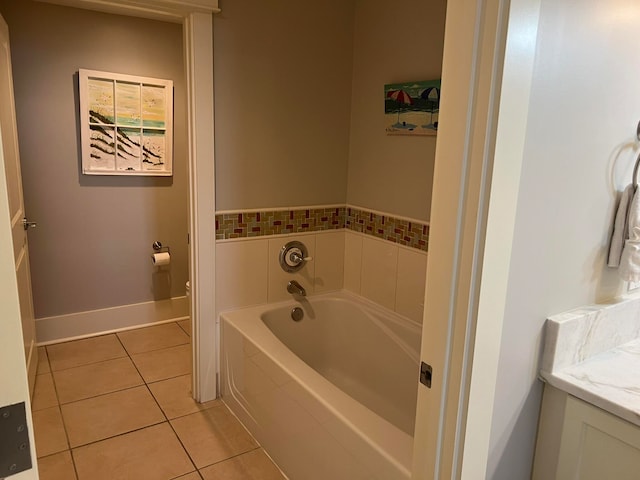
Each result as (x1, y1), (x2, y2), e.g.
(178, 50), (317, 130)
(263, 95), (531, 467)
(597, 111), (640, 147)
(32, 373), (58, 411)
(200, 449), (285, 480)
(53, 357), (143, 404)
(172, 473), (202, 480)
(148, 375), (220, 419)
(47, 335), (126, 371)
(37, 346), (51, 374)
(72, 423), (194, 480)
(38, 450), (77, 480)
(117, 323), (190, 355)
(53, 357), (144, 404)
(177, 319), (191, 336)
(131, 344), (191, 383)
(61, 386), (165, 447)
(170, 406), (258, 469)
(32, 407), (68, 458)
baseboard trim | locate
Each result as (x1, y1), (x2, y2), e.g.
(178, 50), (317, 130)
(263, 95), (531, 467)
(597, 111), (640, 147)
(36, 296), (189, 345)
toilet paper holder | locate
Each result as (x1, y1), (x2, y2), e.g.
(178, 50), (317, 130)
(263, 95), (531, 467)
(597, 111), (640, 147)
(152, 241), (170, 254)
(151, 241), (171, 267)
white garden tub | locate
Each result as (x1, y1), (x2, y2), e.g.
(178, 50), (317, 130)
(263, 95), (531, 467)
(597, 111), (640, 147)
(221, 290), (421, 480)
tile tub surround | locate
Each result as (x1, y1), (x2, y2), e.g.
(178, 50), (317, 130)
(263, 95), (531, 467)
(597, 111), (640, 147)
(215, 230), (427, 323)
(540, 294), (640, 427)
(216, 205), (430, 252)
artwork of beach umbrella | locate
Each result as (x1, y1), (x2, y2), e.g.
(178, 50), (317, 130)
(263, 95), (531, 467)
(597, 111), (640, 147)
(421, 86), (440, 127)
(387, 89), (413, 123)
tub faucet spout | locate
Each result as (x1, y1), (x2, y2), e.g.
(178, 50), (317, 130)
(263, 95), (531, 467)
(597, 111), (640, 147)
(287, 280), (306, 296)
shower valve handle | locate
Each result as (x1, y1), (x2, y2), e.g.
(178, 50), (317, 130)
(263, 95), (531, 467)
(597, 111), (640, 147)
(290, 250), (313, 264)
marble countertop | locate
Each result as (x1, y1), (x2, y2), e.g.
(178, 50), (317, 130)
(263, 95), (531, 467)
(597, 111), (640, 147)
(542, 338), (640, 426)
(540, 294), (640, 427)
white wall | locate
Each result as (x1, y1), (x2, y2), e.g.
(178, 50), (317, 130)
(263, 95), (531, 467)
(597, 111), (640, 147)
(347, 0), (446, 222)
(486, 1), (640, 477)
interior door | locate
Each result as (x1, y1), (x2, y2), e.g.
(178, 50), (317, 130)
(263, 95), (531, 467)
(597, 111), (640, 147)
(0, 13), (38, 397)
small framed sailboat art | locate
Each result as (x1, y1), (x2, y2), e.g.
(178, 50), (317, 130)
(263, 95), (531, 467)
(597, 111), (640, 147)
(384, 80), (440, 136)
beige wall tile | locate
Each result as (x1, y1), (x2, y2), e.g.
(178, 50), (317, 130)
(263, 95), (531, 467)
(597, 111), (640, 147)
(148, 374), (220, 419)
(200, 448), (285, 480)
(37, 450), (77, 480)
(72, 423), (194, 480)
(170, 407), (258, 469)
(32, 373), (58, 411)
(395, 249), (428, 323)
(268, 236), (316, 303)
(117, 323), (189, 355)
(47, 335), (126, 371)
(360, 237), (398, 309)
(314, 231), (345, 293)
(61, 386), (165, 447)
(216, 240), (268, 312)
(343, 232), (363, 294)
(53, 357), (143, 404)
(130, 344), (191, 383)
(32, 407), (68, 458)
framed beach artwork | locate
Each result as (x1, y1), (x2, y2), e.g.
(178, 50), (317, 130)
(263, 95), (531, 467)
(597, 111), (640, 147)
(385, 79), (441, 136)
(79, 69), (173, 176)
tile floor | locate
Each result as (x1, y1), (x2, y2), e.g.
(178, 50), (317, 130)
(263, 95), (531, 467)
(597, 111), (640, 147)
(32, 320), (286, 480)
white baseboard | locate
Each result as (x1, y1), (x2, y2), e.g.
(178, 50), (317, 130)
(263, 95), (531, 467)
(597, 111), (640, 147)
(36, 296), (189, 345)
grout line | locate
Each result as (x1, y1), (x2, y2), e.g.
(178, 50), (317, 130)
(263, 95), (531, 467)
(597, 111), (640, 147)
(166, 412), (199, 472)
(47, 352), (130, 374)
(69, 420), (169, 451)
(119, 338), (191, 357)
(69, 448), (81, 480)
(169, 471), (203, 480)
(176, 318), (191, 337)
(37, 322), (270, 479)
(57, 383), (145, 407)
(197, 445), (262, 471)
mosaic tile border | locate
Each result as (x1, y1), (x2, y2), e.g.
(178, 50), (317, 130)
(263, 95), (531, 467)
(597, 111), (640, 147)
(345, 207), (429, 251)
(216, 207), (345, 239)
(215, 206), (429, 251)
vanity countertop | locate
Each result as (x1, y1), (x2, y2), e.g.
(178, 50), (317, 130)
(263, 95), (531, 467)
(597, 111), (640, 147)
(541, 338), (640, 426)
(540, 294), (640, 427)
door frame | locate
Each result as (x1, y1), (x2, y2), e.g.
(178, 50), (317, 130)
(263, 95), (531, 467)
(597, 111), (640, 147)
(38, 0), (219, 401)
(0, 13), (39, 478)
(412, 0), (541, 477)
(31, 0), (545, 475)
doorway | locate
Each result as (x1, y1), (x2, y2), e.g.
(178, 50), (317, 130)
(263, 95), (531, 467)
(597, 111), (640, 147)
(0, 0), (217, 402)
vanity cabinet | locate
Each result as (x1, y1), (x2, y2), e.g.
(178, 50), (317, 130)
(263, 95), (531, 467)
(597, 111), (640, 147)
(533, 386), (640, 480)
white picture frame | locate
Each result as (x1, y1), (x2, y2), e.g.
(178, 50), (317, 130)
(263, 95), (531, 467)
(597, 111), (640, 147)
(79, 69), (173, 176)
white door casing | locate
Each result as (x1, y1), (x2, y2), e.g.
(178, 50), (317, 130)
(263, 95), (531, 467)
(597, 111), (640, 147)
(0, 13), (38, 399)
(36, 0), (219, 401)
(412, 0), (538, 477)
(0, 13), (39, 479)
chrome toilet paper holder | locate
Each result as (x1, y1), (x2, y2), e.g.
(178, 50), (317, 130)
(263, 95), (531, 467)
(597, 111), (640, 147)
(152, 241), (170, 254)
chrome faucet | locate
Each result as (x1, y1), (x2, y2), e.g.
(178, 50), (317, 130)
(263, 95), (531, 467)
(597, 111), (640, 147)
(287, 280), (306, 296)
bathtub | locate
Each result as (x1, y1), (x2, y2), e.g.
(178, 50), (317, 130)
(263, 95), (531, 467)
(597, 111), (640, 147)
(221, 290), (421, 480)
